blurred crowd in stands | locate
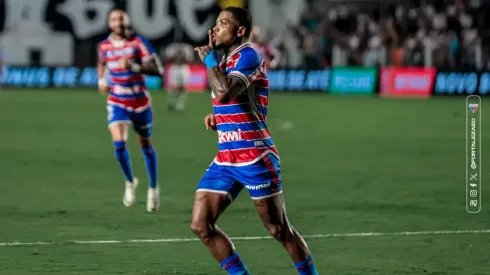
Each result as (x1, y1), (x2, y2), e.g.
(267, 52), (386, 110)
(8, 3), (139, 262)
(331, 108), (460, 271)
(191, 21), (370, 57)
(162, 0), (490, 70)
(278, 0), (490, 69)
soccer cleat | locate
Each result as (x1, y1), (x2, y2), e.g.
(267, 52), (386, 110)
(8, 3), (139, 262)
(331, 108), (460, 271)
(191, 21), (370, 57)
(123, 177), (139, 207)
(147, 187), (160, 212)
(175, 95), (186, 112)
(175, 101), (184, 112)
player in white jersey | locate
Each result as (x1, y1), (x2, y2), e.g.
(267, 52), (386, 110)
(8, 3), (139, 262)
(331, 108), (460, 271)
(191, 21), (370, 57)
(249, 25), (281, 69)
(164, 42), (194, 112)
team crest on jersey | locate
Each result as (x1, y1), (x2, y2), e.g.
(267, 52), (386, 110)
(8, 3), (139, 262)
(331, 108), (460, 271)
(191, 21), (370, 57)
(469, 104), (478, 113)
(226, 53), (242, 68)
(106, 47), (135, 58)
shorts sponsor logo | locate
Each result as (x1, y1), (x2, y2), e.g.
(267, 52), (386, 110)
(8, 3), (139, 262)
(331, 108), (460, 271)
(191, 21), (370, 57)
(139, 123), (152, 130)
(245, 182), (271, 190)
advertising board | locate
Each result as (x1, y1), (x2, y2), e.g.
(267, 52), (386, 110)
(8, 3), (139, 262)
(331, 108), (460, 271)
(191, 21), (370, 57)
(330, 67), (377, 95)
(380, 67), (436, 98)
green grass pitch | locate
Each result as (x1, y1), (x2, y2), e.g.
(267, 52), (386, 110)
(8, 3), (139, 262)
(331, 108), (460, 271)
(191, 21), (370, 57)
(0, 89), (489, 274)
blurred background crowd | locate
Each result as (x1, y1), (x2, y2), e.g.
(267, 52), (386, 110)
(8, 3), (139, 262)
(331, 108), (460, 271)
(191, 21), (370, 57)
(162, 0), (490, 71)
(2, 0), (489, 74)
(278, 0), (490, 70)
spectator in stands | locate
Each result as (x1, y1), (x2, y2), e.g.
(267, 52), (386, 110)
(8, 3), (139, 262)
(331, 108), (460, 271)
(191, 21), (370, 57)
(249, 25), (282, 69)
(243, 0), (490, 70)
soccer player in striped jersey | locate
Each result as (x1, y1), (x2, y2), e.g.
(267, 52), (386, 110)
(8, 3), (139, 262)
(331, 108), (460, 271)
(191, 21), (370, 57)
(97, 8), (163, 213)
(191, 7), (318, 275)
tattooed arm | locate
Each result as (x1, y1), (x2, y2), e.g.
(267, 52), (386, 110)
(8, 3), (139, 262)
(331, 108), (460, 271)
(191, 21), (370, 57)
(195, 31), (251, 103)
(207, 67), (247, 103)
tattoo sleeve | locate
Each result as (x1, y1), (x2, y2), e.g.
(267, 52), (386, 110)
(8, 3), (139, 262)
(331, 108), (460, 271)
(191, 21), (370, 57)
(208, 67), (246, 103)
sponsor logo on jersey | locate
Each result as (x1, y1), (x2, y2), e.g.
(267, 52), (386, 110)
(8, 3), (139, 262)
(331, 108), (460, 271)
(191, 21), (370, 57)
(226, 53), (242, 69)
(106, 47), (135, 58)
(218, 130), (242, 143)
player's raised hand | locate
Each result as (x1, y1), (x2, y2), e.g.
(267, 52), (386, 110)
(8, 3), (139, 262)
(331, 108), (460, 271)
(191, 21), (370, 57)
(194, 30), (215, 62)
(204, 113), (216, 131)
(194, 45), (212, 62)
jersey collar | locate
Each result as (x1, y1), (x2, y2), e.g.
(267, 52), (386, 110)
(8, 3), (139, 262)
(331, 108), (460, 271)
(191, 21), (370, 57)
(226, 43), (251, 60)
(108, 33), (126, 47)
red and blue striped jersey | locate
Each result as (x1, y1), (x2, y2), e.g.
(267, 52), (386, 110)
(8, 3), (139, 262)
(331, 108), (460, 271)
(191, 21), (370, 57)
(98, 34), (156, 112)
(212, 43), (279, 166)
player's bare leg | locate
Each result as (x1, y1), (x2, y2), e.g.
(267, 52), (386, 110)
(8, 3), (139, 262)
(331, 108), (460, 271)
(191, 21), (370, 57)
(191, 192), (250, 274)
(175, 89), (187, 112)
(254, 194), (318, 274)
(168, 85), (186, 112)
(190, 192), (233, 260)
(138, 136), (159, 212)
(167, 88), (177, 111)
(109, 123), (138, 207)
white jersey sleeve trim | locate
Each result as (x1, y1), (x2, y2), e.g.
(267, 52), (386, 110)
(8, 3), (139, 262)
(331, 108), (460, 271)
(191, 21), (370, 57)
(228, 71), (251, 87)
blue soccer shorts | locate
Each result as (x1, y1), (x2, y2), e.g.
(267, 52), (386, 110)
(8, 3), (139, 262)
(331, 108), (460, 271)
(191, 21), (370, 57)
(196, 153), (283, 200)
(107, 104), (153, 138)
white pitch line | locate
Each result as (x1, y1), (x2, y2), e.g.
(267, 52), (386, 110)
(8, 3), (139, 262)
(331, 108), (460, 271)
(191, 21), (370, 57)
(1, 229), (489, 247)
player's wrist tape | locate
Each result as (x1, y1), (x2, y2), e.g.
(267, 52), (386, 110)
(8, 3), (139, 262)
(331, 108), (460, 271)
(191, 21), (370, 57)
(98, 78), (107, 87)
(204, 51), (219, 69)
(130, 63), (142, 73)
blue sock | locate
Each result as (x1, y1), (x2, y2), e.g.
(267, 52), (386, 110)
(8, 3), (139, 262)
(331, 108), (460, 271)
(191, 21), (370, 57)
(113, 141), (133, 182)
(141, 145), (158, 188)
(294, 255), (318, 275)
(220, 252), (250, 275)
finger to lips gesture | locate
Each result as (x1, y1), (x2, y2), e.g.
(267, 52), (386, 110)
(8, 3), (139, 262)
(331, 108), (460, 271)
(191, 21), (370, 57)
(194, 30), (215, 61)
